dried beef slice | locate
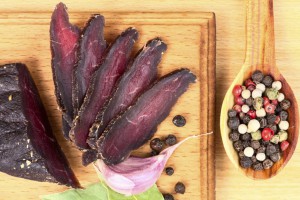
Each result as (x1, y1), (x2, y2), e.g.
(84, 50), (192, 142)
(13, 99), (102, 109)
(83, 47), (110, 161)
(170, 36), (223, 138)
(50, 2), (80, 139)
(97, 69), (196, 165)
(0, 63), (80, 188)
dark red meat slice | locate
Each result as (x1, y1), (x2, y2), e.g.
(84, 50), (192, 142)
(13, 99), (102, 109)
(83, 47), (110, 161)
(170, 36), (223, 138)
(97, 69), (196, 165)
(87, 38), (167, 149)
(0, 63), (80, 188)
(70, 28), (138, 149)
(73, 15), (107, 116)
(50, 3), (80, 137)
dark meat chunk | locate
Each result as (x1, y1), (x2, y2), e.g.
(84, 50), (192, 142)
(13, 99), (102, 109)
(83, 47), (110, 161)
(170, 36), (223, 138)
(70, 28), (138, 149)
(87, 38), (167, 149)
(0, 63), (80, 188)
(73, 15), (107, 116)
(97, 69), (196, 165)
(50, 2), (80, 139)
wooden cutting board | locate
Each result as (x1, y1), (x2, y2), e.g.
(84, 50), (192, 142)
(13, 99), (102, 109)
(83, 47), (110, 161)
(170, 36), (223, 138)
(0, 10), (215, 200)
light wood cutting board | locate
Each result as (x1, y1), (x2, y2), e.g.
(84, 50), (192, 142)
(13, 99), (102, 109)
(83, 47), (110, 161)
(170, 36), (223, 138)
(0, 10), (215, 200)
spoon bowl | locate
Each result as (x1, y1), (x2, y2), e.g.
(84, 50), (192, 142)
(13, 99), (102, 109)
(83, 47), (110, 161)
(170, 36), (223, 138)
(220, 0), (299, 179)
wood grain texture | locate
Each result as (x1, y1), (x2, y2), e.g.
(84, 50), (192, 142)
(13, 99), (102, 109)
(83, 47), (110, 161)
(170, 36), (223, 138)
(0, 10), (216, 200)
(220, 0), (299, 180)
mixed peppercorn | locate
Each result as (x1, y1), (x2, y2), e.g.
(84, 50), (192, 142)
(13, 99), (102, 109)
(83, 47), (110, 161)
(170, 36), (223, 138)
(228, 70), (291, 170)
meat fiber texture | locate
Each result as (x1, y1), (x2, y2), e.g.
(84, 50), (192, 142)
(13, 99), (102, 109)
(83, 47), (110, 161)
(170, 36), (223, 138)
(50, 2), (80, 139)
(87, 38), (167, 150)
(73, 14), (107, 116)
(0, 63), (80, 188)
(97, 69), (196, 165)
(70, 27), (139, 149)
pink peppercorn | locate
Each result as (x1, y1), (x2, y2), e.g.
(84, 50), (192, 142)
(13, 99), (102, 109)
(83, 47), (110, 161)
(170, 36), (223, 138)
(247, 85), (256, 92)
(262, 128), (275, 141)
(235, 96), (245, 105)
(232, 85), (243, 97)
(247, 110), (256, 119)
(233, 105), (242, 113)
(263, 97), (270, 107)
(275, 116), (281, 124)
(244, 79), (256, 87)
(281, 141), (289, 151)
(265, 103), (276, 114)
(272, 99), (278, 106)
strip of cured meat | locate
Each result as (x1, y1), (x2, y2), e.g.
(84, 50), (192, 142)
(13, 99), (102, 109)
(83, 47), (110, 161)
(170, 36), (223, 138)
(87, 38), (167, 149)
(0, 63), (80, 188)
(97, 69), (196, 165)
(73, 15), (107, 116)
(70, 27), (138, 149)
(50, 2), (80, 138)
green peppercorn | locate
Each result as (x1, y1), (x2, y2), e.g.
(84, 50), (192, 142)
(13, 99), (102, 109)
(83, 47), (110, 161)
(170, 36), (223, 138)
(262, 75), (273, 87)
(270, 135), (280, 144)
(251, 130), (262, 140)
(252, 70), (264, 83)
(265, 88), (279, 100)
(278, 130), (288, 142)
(253, 97), (263, 110)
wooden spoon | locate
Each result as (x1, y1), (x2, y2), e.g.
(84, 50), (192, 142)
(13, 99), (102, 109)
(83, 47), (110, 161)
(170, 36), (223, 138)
(220, 0), (299, 179)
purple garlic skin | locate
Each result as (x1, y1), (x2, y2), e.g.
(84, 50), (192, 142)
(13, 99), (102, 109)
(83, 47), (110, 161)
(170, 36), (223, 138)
(70, 28), (138, 149)
(73, 14), (107, 116)
(50, 2), (80, 139)
(0, 63), (80, 188)
(97, 69), (196, 165)
(87, 38), (167, 149)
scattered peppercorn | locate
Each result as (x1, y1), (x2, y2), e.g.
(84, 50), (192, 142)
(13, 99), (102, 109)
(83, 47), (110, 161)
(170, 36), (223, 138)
(263, 159), (274, 169)
(252, 162), (264, 171)
(262, 75), (273, 87)
(279, 111), (288, 121)
(280, 99), (291, 110)
(172, 115), (186, 127)
(229, 131), (240, 142)
(165, 134), (177, 146)
(175, 182), (186, 194)
(252, 70), (264, 82)
(150, 138), (164, 152)
(227, 117), (240, 130)
(163, 194), (174, 200)
(228, 109), (237, 118)
(165, 167), (174, 176)
(240, 157), (253, 168)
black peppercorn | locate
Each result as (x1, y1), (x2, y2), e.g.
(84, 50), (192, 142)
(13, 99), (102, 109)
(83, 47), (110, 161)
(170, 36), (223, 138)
(242, 140), (251, 149)
(257, 146), (266, 153)
(175, 182), (186, 194)
(266, 144), (277, 156)
(262, 75), (273, 87)
(233, 141), (243, 152)
(240, 157), (253, 168)
(150, 138), (164, 152)
(243, 115), (251, 124)
(163, 194), (174, 200)
(251, 155), (257, 163)
(227, 117), (240, 130)
(251, 140), (260, 149)
(267, 114), (277, 125)
(280, 99), (291, 110)
(150, 150), (159, 156)
(263, 159), (274, 169)
(245, 97), (254, 106)
(229, 131), (240, 142)
(228, 109), (237, 118)
(275, 106), (282, 114)
(252, 70), (264, 83)
(252, 162), (264, 171)
(279, 111), (289, 121)
(165, 134), (177, 146)
(172, 115), (186, 127)
(261, 140), (270, 146)
(240, 132), (251, 141)
(259, 118), (267, 128)
(270, 153), (281, 162)
(267, 124), (277, 134)
(165, 167), (174, 176)
(239, 151), (246, 158)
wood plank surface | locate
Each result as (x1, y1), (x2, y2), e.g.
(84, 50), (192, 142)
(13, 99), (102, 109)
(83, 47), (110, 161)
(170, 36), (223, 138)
(0, 10), (216, 200)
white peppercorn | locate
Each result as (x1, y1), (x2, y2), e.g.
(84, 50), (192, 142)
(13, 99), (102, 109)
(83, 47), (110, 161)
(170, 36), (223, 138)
(244, 147), (254, 157)
(272, 81), (282, 90)
(242, 105), (250, 113)
(278, 130), (288, 142)
(247, 119), (260, 133)
(277, 93), (285, 102)
(279, 121), (289, 131)
(242, 89), (251, 99)
(238, 124), (248, 134)
(256, 83), (266, 92)
(252, 89), (263, 98)
(256, 108), (266, 117)
(256, 153), (266, 161)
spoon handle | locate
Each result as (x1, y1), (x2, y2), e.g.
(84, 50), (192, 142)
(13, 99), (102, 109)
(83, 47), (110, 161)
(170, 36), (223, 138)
(244, 0), (278, 74)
